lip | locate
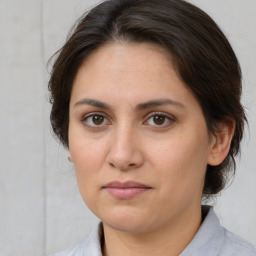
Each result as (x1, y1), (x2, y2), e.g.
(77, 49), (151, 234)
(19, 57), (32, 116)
(102, 181), (152, 200)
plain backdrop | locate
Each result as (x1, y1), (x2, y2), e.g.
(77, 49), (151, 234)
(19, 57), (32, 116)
(0, 0), (255, 255)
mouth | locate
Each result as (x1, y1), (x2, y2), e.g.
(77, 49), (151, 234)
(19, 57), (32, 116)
(102, 181), (152, 200)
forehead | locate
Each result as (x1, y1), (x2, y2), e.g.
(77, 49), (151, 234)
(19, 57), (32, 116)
(70, 42), (197, 109)
(75, 41), (175, 87)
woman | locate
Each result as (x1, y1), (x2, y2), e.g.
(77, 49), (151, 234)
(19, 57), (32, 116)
(49, 0), (256, 255)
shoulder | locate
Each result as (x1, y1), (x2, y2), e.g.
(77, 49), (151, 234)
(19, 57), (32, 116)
(50, 240), (87, 256)
(220, 228), (256, 256)
(181, 206), (256, 256)
(50, 222), (103, 256)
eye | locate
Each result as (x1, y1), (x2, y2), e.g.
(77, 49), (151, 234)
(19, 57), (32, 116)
(144, 113), (174, 127)
(82, 113), (110, 127)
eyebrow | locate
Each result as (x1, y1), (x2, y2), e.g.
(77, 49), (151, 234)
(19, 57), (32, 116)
(74, 98), (112, 110)
(73, 98), (185, 110)
(135, 99), (185, 110)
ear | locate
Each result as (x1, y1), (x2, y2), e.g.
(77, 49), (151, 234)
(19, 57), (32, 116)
(207, 118), (235, 166)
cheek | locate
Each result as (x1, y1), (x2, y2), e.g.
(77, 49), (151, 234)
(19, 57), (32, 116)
(69, 138), (107, 213)
(69, 131), (109, 191)
(150, 131), (210, 194)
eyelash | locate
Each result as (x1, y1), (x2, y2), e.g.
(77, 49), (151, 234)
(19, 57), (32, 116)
(143, 112), (175, 128)
(81, 112), (175, 129)
(80, 112), (110, 129)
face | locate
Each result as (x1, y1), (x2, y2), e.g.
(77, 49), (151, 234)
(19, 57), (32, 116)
(69, 42), (216, 234)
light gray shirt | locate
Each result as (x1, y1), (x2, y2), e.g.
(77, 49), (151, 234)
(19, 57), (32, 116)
(52, 206), (256, 256)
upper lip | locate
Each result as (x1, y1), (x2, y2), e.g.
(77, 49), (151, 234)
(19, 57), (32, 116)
(103, 181), (151, 188)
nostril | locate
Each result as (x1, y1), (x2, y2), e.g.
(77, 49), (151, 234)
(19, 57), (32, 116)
(107, 157), (141, 170)
(106, 145), (144, 170)
(108, 162), (136, 169)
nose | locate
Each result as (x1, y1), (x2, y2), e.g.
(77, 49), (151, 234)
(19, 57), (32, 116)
(106, 125), (144, 170)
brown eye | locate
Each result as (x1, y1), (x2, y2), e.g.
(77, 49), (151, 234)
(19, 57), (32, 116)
(145, 113), (174, 128)
(83, 114), (109, 127)
(92, 115), (104, 125)
(153, 115), (166, 125)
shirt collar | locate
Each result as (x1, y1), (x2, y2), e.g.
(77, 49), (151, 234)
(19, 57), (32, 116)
(82, 205), (224, 256)
(180, 205), (225, 256)
(81, 222), (103, 256)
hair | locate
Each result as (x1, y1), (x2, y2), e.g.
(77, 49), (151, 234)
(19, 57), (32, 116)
(48, 0), (247, 199)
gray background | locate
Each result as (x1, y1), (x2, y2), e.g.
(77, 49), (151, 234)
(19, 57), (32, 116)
(0, 0), (255, 255)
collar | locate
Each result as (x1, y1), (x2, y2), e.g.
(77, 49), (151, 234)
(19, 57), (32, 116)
(82, 205), (224, 256)
(180, 205), (224, 255)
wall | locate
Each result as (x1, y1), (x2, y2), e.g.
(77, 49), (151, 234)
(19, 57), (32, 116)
(0, 0), (255, 255)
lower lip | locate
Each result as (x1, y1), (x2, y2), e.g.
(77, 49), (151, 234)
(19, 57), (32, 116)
(104, 187), (151, 199)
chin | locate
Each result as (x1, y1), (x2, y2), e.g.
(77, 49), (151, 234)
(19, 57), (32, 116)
(99, 208), (157, 234)
(94, 207), (148, 233)
(104, 219), (151, 234)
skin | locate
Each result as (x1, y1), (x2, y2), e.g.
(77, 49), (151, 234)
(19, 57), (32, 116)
(68, 42), (234, 256)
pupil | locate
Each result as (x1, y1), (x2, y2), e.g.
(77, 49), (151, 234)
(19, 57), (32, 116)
(154, 115), (165, 125)
(93, 115), (104, 125)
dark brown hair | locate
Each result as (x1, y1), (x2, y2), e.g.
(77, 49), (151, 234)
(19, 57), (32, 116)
(48, 0), (246, 198)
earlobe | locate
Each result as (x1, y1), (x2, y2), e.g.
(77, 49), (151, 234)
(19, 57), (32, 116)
(207, 119), (235, 166)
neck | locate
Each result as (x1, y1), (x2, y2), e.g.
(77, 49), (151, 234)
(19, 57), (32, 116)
(102, 205), (202, 256)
